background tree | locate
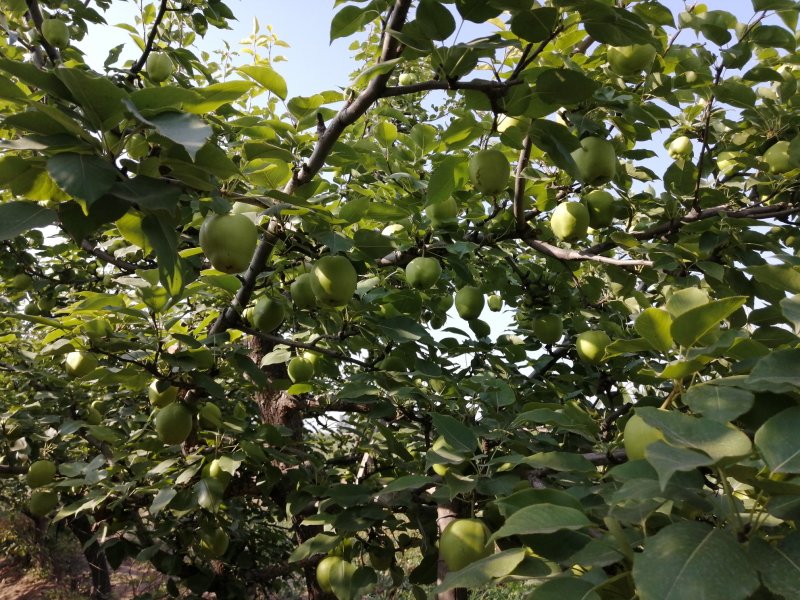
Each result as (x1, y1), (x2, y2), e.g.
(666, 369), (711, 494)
(1, 0), (800, 599)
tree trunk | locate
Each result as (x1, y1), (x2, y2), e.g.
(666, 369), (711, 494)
(248, 335), (330, 598)
(67, 514), (111, 600)
(436, 503), (469, 600)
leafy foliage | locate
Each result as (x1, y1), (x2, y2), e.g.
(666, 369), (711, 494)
(1, 1), (800, 599)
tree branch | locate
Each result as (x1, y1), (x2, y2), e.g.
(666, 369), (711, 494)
(691, 63), (725, 213)
(381, 77), (520, 99)
(238, 325), (371, 369)
(523, 237), (654, 268)
(584, 202), (800, 257)
(80, 240), (147, 273)
(0, 464), (26, 476)
(25, 0), (60, 64)
(209, 0), (413, 337)
(127, 0), (169, 81)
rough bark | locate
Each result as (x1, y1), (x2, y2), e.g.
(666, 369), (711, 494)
(247, 335), (329, 598)
(67, 514), (111, 600)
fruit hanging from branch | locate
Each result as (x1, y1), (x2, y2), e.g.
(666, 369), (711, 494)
(41, 18), (70, 49)
(309, 255), (358, 307)
(146, 51), (175, 83)
(468, 149), (511, 195)
(571, 137), (617, 186)
(199, 213), (258, 274)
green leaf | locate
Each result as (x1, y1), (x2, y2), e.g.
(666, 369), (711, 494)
(238, 65), (287, 99)
(579, 5), (655, 46)
(535, 68), (599, 107)
(434, 549), (527, 593)
(59, 196), (129, 243)
(416, 0), (457, 41)
(644, 441), (715, 491)
(427, 155), (464, 204)
(634, 308), (673, 353)
(149, 488), (176, 515)
(492, 504), (591, 539)
(194, 478), (223, 511)
(753, 0), (798, 8)
(636, 407), (751, 463)
(683, 383), (754, 422)
(142, 215), (184, 297)
(374, 475), (431, 496)
(528, 119), (581, 175)
(746, 350), (800, 393)
(666, 287), (710, 317)
(46, 154), (118, 206)
(494, 488), (584, 517)
(655, 358), (709, 379)
(780, 294), (800, 333)
(670, 296), (747, 347)
(747, 535), (800, 599)
(632, 523), (759, 600)
(431, 413), (478, 453)
(750, 24), (797, 51)
(130, 86), (201, 114)
(182, 80), (253, 113)
(755, 407), (800, 474)
(55, 67), (128, 130)
(455, 0), (502, 23)
(749, 264), (800, 294)
(714, 81), (757, 109)
(288, 532), (340, 562)
(353, 229), (394, 260)
(633, 2), (675, 26)
(373, 316), (431, 342)
(0, 57), (71, 99)
(0, 201), (57, 240)
(525, 576), (601, 600)
(148, 113), (212, 161)
(330, 5), (377, 42)
(110, 176), (182, 213)
(351, 58), (402, 88)
(510, 7), (559, 43)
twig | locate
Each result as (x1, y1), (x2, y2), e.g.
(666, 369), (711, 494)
(80, 240), (146, 272)
(691, 63), (725, 213)
(514, 135), (533, 232)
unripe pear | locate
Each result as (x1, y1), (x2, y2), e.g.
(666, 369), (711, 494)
(550, 202), (589, 241)
(199, 213), (258, 274)
(146, 52), (174, 83)
(469, 149), (511, 195)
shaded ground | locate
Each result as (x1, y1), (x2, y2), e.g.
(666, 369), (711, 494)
(0, 556), (167, 600)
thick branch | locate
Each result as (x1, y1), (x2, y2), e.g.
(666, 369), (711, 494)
(0, 464), (26, 476)
(239, 325), (371, 369)
(25, 0), (60, 64)
(209, 0), (413, 337)
(127, 0), (169, 81)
